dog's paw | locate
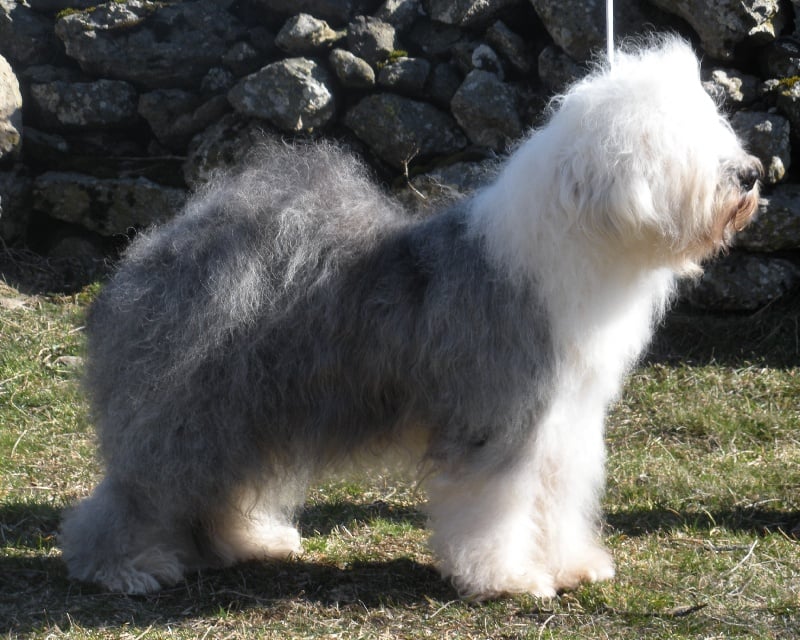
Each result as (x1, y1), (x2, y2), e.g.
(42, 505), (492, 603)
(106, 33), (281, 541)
(93, 564), (167, 594)
(553, 546), (615, 592)
(69, 545), (185, 594)
(451, 566), (557, 601)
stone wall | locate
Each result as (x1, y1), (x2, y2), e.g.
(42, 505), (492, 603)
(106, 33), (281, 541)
(1, 0), (799, 308)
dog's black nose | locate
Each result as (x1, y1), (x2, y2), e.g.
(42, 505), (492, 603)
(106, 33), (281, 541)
(738, 165), (761, 192)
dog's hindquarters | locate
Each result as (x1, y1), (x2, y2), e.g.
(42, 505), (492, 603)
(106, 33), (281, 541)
(61, 143), (406, 592)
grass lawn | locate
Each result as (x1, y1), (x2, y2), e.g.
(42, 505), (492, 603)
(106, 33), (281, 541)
(1, 277), (798, 639)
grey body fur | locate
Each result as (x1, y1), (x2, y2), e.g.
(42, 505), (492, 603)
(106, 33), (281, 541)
(62, 142), (554, 588)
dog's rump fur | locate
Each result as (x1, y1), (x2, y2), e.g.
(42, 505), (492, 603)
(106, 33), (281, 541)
(84, 142), (555, 516)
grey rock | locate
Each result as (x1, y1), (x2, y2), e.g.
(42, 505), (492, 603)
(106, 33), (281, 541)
(0, 169), (32, 244)
(425, 0), (518, 26)
(486, 20), (532, 74)
(452, 41), (503, 77)
(0, 54), (22, 164)
(0, 0), (60, 67)
(33, 171), (186, 236)
(759, 38), (800, 78)
(51, 354), (86, 372)
(344, 93), (467, 167)
(737, 185), (800, 251)
(63, 131), (145, 159)
(26, 1), (96, 9)
(252, 0), (354, 26)
(649, 0), (783, 60)
(19, 65), (85, 86)
(470, 44), (504, 79)
(775, 80), (800, 144)
(399, 158), (498, 211)
(276, 13), (341, 54)
(329, 49), (375, 88)
(407, 19), (466, 58)
(451, 70), (522, 151)
(529, 0), (652, 60)
(202, 67), (236, 95)
(21, 127), (70, 168)
(247, 26), (277, 56)
(376, 0), (423, 31)
(184, 114), (272, 187)
(47, 237), (102, 264)
(538, 45), (582, 91)
(683, 253), (800, 311)
(377, 57), (430, 95)
(228, 58), (335, 132)
(427, 63), (462, 107)
(347, 16), (397, 67)
(703, 68), (760, 106)
(55, 0), (246, 89)
(222, 41), (264, 77)
(139, 90), (229, 152)
(29, 79), (138, 131)
(730, 111), (790, 185)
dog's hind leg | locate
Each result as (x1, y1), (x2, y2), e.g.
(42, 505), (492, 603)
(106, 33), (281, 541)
(60, 477), (198, 594)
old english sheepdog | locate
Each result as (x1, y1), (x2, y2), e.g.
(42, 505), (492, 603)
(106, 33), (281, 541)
(61, 37), (761, 599)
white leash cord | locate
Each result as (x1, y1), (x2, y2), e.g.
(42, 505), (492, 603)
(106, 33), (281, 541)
(606, 0), (615, 66)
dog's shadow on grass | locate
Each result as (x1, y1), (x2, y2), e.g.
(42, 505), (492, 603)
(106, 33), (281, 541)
(0, 499), (456, 635)
(607, 505), (800, 538)
(3, 498), (799, 633)
(3, 497), (799, 634)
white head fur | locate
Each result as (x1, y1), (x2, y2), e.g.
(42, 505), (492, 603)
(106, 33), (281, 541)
(471, 36), (761, 280)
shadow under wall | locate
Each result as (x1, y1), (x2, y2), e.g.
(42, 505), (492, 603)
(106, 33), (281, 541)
(646, 290), (800, 368)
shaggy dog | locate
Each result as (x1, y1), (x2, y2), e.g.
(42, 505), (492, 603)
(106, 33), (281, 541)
(61, 37), (761, 599)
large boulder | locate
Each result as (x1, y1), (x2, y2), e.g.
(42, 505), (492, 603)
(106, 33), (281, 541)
(184, 114), (272, 187)
(138, 90), (230, 153)
(730, 111), (790, 185)
(33, 172), (186, 236)
(346, 16), (397, 67)
(344, 93), (467, 167)
(377, 57), (431, 96)
(275, 13), (342, 54)
(228, 58), (335, 132)
(0, 169), (32, 244)
(0, 54), (22, 163)
(736, 185), (800, 252)
(329, 49), (375, 88)
(425, 0), (518, 26)
(450, 70), (522, 151)
(29, 79), (138, 131)
(251, 0), (354, 26)
(528, 0), (654, 61)
(683, 254), (800, 311)
(649, 0), (783, 60)
(0, 0), (61, 67)
(54, 0), (246, 89)
(703, 68), (760, 106)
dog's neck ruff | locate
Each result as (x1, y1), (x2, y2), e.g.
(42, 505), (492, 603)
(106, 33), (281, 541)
(467, 135), (675, 382)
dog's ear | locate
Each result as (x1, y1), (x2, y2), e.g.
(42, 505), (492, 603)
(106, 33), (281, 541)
(555, 145), (658, 244)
